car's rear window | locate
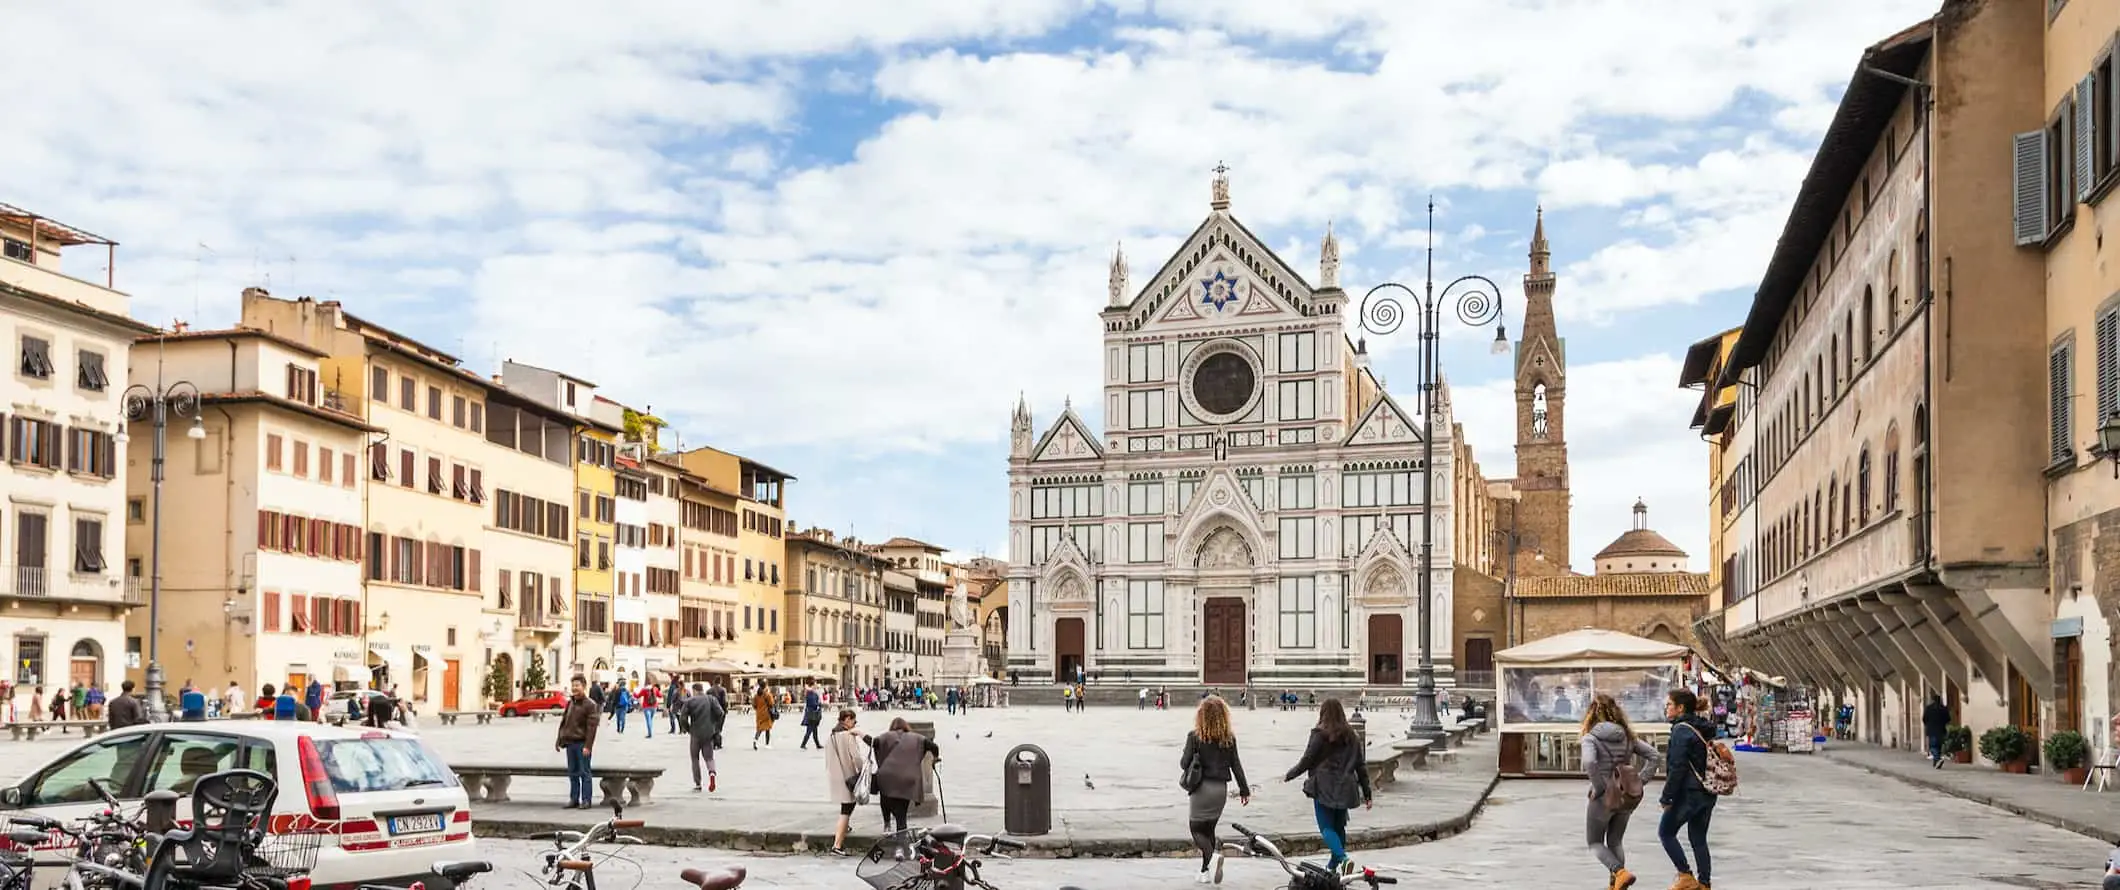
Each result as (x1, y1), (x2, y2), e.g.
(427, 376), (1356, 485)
(312, 738), (457, 793)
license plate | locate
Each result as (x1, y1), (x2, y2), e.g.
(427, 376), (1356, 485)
(388, 814), (444, 835)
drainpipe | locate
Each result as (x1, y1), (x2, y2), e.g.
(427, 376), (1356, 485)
(221, 340), (239, 681)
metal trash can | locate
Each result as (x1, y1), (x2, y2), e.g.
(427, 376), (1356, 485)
(910, 720), (940, 817)
(1002, 744), (1052, 836)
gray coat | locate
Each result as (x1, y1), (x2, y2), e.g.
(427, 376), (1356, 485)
(1580, 721), (1658, 800)
(871, 728), (940, 802)
(681, 693), (726, 740)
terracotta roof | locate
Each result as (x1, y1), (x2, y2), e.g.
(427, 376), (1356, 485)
(195, 391), (382, 433)
(879, 536), (944, 553)
(1514, 572), (1713, 598)
(1594, 528), (1688, 560)
(141, 327), (328, 358)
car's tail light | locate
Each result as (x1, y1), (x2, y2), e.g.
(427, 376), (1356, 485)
(286, 877), (313, 890)
(295, 735), (341, 821)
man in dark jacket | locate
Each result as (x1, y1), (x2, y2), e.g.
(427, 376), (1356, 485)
(105, 680), (147, 729)
(555, 675), (600, 809)
(1658, 689), (1718, 890)
(679, 683), (727, 793)
(1921, 694), (1951, 767)
(798, 680), (824, 749)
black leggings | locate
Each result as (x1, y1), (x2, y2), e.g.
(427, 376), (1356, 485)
(1188, 820), (1219, 868)
(880, 796), (911, 832)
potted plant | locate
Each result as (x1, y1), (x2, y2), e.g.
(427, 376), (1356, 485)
(1943, 725), (1973, 764)
(2045, 730), (2090, 784)
(1979, 725), (2031, 773)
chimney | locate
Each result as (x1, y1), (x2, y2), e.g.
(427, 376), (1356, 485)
(242, 286), (271, 302)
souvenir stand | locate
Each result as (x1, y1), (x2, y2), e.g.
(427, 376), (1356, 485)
(1731, 675), (1817, 753)
(1495, 628), (1689, 778)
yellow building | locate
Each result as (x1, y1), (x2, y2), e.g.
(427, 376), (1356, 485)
(670, 463), (743, 666)
(674, 447), (792, 667)
(1679, 325), (1745, 617)
(499, 361), (621, 679)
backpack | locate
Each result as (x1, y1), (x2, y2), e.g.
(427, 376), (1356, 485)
(1594, 735), (1645, 813)
(1683, 722), (1739, 795)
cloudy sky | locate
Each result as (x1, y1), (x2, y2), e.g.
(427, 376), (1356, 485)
(12, 0), (1939, 568)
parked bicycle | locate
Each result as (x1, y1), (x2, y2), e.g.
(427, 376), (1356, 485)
(854, 824), (1082, 890)
(526, 802), (744, 890)
(1223, 823), (1398, 890)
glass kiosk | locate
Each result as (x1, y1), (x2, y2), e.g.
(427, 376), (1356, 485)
(1493, 628), (1690, 778)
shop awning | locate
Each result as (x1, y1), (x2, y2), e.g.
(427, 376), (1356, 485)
(1495, 628), (1690, 665)
(367, 646), (411, 685)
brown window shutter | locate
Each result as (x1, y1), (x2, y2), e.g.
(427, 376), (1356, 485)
(468, 549), (481, 592)
(400, 450), (414, 487)
(257, 510), (271, 549)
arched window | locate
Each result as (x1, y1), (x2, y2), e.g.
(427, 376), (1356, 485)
(1830, 334), (1841, 395)
(1884, 422), (1902, 512)
(1844, 311), (1855, 380)
(1887, 249), (1901, 331)
(1842, 476), (1853, 535)
(1857, 447), (1873, 524)
(1827, 477), (1839, 541)
(1814, 490), (1824, 552)
(1862, 287), (1876, 362)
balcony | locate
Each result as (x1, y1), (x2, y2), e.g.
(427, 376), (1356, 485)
(0, 567), (143, 606)
(0, 203), (127, 319)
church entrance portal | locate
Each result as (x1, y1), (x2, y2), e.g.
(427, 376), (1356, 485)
(1367, 614), (1403, 685)
(1054, 618), (1085, 684)
(1202, 596), (1247, 685)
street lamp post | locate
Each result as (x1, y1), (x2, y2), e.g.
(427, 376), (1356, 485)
(1357, 199), (1509, 741)
(119, 367), (205, 722)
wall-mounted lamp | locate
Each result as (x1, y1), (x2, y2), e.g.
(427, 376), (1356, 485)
(2099, 414), (2120, 478)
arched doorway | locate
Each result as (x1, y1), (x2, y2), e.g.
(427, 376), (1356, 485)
(1194, 526), (1254, 686)
(68, 640), (101, 690)
(1054, 618), (1085, 683)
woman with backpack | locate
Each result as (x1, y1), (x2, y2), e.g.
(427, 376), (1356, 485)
(1581, 693), (1658, 890)
(1282, 697), (1370, 877)
(1659, 688), (1730, 890)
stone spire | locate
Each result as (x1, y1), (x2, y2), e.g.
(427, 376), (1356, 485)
(1010, 393), (1033, 460)
(1108, 242), (1129, 307)
(1530, 205), (1551, 277)
(1210, 161), (1230, 211)
(1319, 221), (1340, 289)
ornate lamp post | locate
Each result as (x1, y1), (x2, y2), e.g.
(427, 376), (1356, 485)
(1357, 199), (1510, 741)
(118, 365), (205, 722)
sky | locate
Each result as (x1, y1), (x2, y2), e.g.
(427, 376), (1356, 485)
(9, 0), (1942, 569)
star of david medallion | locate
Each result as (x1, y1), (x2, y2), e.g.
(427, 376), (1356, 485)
(1200, 270), (1241, 312)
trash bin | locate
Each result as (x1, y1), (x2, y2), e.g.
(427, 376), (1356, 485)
(1002, 743), (1052, 836)
(910, 720), (940, 817)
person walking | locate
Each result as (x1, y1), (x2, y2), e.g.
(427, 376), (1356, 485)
(680, 682), (726, 792)
(556, 675), (600, 810)
(872, 717), (941, 835)
(800, 680), (825, 749)
(1658, 689), (1720, 890)
(1282, 697), (1370, 877)
(640, 683), (661, 739)
(181, 685), (209, 722)
(1181, 695), (1250, 884)
(612, 681), (633, 734)
(1921, 694), (1950, 768)
(105, 680), (146, 729)
(825, 709), (872, 857)
(752, 685), (778, 749)
(225, 681), (245, 717)
(1582, 693), (1659, 890)
(667, 678), (685, 734)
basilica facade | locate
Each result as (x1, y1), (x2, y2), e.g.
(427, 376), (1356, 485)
(1003, 169), (1454, 688)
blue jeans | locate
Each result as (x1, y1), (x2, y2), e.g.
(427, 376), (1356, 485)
(1312, 801), (1350, 866)
(643, 707), (656, 737)
(564, 743), (593, 806)
(616, 707), (628, 732)
(1658, 793), (1716, 886)
(1926, 733), (1943, 762)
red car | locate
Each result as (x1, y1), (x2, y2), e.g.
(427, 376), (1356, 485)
(498, 689), (567, 717)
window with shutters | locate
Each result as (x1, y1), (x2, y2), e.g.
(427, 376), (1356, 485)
(265, 434), (284, 472)
(76, 351), (108, 392)
(1857, 448), (1873, 526)
(399, 375), (416, 411)
(369, 442), (390, 481)
(2094, 51), (2117, 191)
(18, 336), (52, 380)
(2050, 100), (2076, 236)
(2098, 306), (2120, 430)
(73, 517), (104, 573)
(2052, 339), (2076, 467)
(11, 418), (61, 470)
(370, 367), (388, 403)
(2016, 130), (2052, 246)
(427, 456), (444, 494)
(399, 448), (415, 489)
(291, 440), (309, 478)
(263, 591), (281, 632)
(285, 365), (318, 406)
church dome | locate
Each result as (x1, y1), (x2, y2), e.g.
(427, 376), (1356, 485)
(1593, 500), (1688, 575)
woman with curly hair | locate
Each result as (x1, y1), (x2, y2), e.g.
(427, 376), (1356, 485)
(1581, 692), (1659, 890)
(1181, 694), (1249, 884)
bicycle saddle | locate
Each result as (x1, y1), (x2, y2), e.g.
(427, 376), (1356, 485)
(432, 861), (494, 880)
(678, 866), (747, 890)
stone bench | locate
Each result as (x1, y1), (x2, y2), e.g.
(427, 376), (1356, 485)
(1389, 737), (1434, 770)
(1444, 723), (1476, 746)
(9, 720), (107, 741)
(452, 764), (664, 808)
(437, 710), (497, 726)
(1362, 744), (1402, 788)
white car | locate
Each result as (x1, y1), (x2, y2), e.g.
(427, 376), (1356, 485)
(0, 720), (473, 889)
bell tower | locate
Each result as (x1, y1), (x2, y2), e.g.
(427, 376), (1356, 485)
(1514, 208), (1572, 571)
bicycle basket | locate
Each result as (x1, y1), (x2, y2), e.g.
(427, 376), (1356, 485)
(249, 830), (326, 877)
(854, 830), (933, 890)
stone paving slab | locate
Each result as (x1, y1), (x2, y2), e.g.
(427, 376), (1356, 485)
(1819, 740), (2120, 844)
(455, 751), (2109, 889)
(416, 704), (1497, 855)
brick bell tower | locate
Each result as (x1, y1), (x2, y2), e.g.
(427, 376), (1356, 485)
(1514, 208), (1572, 572)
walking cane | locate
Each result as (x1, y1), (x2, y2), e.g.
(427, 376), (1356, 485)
(932, 762), (949, 823)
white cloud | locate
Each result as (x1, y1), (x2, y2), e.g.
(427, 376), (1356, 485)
(1449, 353), (1710, 570)
(6, 0), (1936, 546)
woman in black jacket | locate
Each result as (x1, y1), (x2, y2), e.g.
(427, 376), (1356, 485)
(1181, 695), (1250, 884)
(1657, 689), (1719, 890)
(1283, 697), (1371, 877)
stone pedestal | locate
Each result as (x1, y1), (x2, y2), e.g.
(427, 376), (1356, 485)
(938, 628), (982, 690)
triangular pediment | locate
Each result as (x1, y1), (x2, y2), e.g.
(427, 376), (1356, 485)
(1516, 335), (1566, 385)
(1115, 213), (1313, 332)
(1170, 468), (1272, 567)
(1354, 526), (1414, 604)
(1031, 408), (1105, 463)
(1344, 392), (1424, 447)
(1040, 536), (1093, 603)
